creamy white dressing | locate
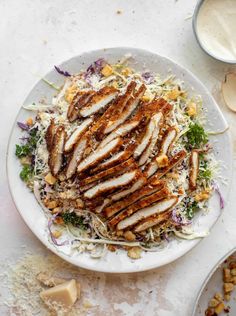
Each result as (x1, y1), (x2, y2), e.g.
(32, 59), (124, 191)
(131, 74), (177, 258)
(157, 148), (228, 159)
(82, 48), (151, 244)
(197, 0), (236, 61)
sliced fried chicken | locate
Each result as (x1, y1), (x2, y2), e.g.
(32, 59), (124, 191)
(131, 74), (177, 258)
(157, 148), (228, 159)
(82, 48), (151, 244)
(134, 117), (156, 159)
(148, 150), (187, 180)
(189, 150), (199, 191)
(104, 178), (165, 218)
(67, 91), (82, 120)
(90, 151), (127, 173)
(83, 169), (140, 199)
(136, 101), (172, 166)
(134, 210), (171, 232)
(116, 196), (178, 231)
(95, 175), (147, 213)
(160, 127), (177, 154)
(138, 112), (163, 165)
(45, 119), (56, 151)
(80, 158), (136, 187)
(67, 91), (94, 122)
(109, 81), (137, 116)
(101, 98), (167, 153)
(109, 187), (170, 228)
(64, 118), (92, 153)
(79, 86), (118, 117)
(99, 120), (139, 149)
(94, 81), (137, 138)
(65, 136), (87, 179)
(110, 175), (147, 202)
(90, 142), (136, 174)
(77, 137), (123, 173)
(143, 126), (178, 177)
(48, 126), (66, 177)
(104, 84), (146, 134)
(159, 99), (173, 115)
(144, 159), (160, 178)
(145, 149), (186, 178)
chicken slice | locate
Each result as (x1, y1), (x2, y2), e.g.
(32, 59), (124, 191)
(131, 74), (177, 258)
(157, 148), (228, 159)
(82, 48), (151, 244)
(45, 119), (56, 151)
(99, 120), (139, 149)
(90, 144), (136, 174)
(144, 160), (160, 178)
(67, 91), (94, 122)
(149, 150), (187, 180)
(105, 97), (168, 148)
(91, 151), (126, 172)
(138, 112), (163, 165)
(104, 84), (146, 134)
(134, 210), (171, 232)
(95, 175), (147, 213)
(109, 82), (137, 116)
(143, 126), (177, 177)
(64, 118), (93, 153)
(160, 127), (177, 154)
(116, 196), (178, 230)
(145, 149), (186, 178)
(67, 91), (82, 120)
(110, 175), (147, 202)
(134, 117), (156, 159)
(77, 137), (123, 173)
(79, 157), (137, 192)
(104, 179), (165, 218)
(109, 187), (170, 228)
(83, 169), (139, 199)
(80, 158), (136, 187)
(189, 150), (199, 191)
(159, 99), (172, 115)
(79, 86), (118, 117)
(48, 126), (66, 177)
(100, 97), (167, 149)
(94, 81), (137, 138)
(65, 137), (87, 179)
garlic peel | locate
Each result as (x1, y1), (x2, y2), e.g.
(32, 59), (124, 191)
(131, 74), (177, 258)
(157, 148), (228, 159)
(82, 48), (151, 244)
(222, 73), (236, 112)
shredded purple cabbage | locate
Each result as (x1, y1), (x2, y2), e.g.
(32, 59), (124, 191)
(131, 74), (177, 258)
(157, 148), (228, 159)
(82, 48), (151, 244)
(212, 182), (225, 209)
(44, 183), (53, 193)
(84, 58), (107, 84)
(54, 65), (71, 77)
(171, 209), (191, 226)
(163, 233), (170, 242)
(17, 121), (29, 131)
(19, 136), (29, 142)
(48, 213), (69, 246)
(141, 72), (154, 84)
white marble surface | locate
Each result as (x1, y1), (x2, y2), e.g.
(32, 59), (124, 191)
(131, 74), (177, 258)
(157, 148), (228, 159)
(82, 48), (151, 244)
(0, 0), (236, 315)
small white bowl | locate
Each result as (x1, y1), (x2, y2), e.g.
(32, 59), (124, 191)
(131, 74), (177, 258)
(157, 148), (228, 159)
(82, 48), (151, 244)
(192, 0), (236, 64)
(192, 247), (236, 315)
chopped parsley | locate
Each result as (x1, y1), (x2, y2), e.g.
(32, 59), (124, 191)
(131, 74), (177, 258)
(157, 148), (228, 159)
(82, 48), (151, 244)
(185, 201), (199, 220)
(20, 165), (34, 182)
(15, 144), (31, 157)
(198, 158), (212, 181)
(61, 212), (87, 229)
(185, 123), (208, 149)
(15, 127), (39, 158)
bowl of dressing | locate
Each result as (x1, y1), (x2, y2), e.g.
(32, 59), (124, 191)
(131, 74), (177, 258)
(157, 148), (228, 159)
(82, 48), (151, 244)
(193, 0), (236, 64)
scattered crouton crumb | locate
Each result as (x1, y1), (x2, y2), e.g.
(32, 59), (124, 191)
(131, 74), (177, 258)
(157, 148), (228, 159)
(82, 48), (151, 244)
(83, 299), (93, 309)
(127, 247), (142, 259)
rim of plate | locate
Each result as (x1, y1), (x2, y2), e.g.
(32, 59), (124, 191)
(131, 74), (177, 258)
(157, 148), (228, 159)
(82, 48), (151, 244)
(192, 247), (236, 315)
(6, 47), (233, 273)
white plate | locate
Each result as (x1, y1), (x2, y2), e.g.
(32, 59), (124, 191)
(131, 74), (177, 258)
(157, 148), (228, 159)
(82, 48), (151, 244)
(192, 248), (236, 315)
(7, 47), (232, 273)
